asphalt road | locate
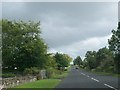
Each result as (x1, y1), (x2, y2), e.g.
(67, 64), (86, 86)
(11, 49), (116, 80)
(55, 66), (119, 90)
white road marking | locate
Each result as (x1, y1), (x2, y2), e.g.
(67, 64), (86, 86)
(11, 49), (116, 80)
(81, 73), (84, 75)
(91, 78), (100, 82)
(104, 83), (117, 90)
(87, 75), (90, 77)
(82, 73), (86, 75)
(79, 72), (117, 90)
(81, 73), (86, 76)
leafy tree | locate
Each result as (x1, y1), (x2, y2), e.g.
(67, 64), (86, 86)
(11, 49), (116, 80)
(108, 22), (120, 73)
(73, 56), (82, 67)
(96, 47), (114, 72)
(0, 20), (2, 63)
(96, 47), (114, 67)
(84, 51), (97, 70)
(54, 52), (72, 70)
(2, 20), (48, 71)
(84, 47), (114, 72)
(45, 53), (57, 68)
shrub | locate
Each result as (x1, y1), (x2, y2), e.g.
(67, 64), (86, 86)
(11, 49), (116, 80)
(23, 67), (40, 75)
(46, 68), (62, 78)
(2, 73), (15, 78)
(103, 66), (114, 73)
(95, 66), (103, 72)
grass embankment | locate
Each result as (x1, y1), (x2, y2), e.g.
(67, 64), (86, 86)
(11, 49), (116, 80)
(14, 67), (70, 88)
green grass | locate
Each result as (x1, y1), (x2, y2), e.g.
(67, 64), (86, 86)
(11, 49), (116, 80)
(91, 71), (120, 77)
(81, 67), (120, 77)
(79, 67), (120, 77)
(12, 67), (71, 89)
(51, 71), (69, 79)
(15, 79), (61, 88)
(51, 67), (70, 79)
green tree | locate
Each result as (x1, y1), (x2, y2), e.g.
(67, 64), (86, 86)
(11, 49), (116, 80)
(54, 52), (72, 70)
(2, 20), (48, 72)
(84, 51), (97, 70)
(108, 22), (120, 73)
(73, 56), (82, 67)
(96, 47), (113, 66)
(96, 47), (114, 72)
(45, 53), (57, 68)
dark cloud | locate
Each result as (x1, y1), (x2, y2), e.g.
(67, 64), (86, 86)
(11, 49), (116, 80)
(118, 1), (120, 21)
(2, 2), (118, 58)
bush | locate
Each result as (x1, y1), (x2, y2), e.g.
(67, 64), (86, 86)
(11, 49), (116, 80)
(95, 66), (103, 72)
(103, 66), (114, 73)
(46, 68), (55, 78)
(2, 73), (15, 78)
(46, 68), (62, 78)
(91, 69), (96, 72)
(23, 67), (40, 75)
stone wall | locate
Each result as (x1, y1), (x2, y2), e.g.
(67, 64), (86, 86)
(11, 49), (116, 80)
(2, 75), (37, 88)
(1, 70), (47, 89)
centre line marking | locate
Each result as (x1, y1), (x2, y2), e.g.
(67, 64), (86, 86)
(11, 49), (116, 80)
(104, 83), (117, 90)
(91, 78), (99, 82)
(87, 75), (90, 77)
(81, 73), (86, 76)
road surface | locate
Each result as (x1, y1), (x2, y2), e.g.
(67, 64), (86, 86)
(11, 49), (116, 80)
(55, 66), (119, 90)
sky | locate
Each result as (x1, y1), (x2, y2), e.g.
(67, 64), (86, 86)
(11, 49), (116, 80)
(1, 1), (118, 60)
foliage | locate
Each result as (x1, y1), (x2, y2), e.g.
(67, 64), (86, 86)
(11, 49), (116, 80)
(51, 70), (69, 79)
(23, 67), (40, 75)
(83, 47), (114, 73)
(108, 22), (120, 73)
(73, 56), (82, 67)
(84, 51), (97, 70)
(15, 79), (61, 88)
(54, 52), (72, 69)
(45, 53), (57, 69)
(2, 19), (48, 71)
(2, 73), (15, 78)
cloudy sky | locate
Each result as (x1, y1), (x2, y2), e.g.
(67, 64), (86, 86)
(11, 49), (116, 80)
(2, 1), (118, 60)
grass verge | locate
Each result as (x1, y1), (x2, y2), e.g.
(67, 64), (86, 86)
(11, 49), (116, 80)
(14, 68), (70, 89)
(80, 67), (120, 77)
(15, 79), (61, 88)
(51, 71), (69, 79)
(91, 71), (120, 77)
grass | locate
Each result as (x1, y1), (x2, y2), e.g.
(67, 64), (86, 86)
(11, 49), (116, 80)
(15, 79), (61, 88)
(51, 67), (71, 79)
(80, 67), (120, 77)
(14, 68), (70, 89)
(51, 71), (69, 79)
(91, 71), (120, 77)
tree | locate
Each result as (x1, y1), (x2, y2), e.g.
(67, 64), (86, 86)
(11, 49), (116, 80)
(2, 20), (48, 71)
(96, 47), (114, 72)
(45, 53), (57, 68)
(54, 52), (72, 70)
(73, 56), (82, 67)
(84, 51), (97, 70)
(96, 47), (114, 67)
(83, 47), (115, 72)
(108, 22), (120, 73)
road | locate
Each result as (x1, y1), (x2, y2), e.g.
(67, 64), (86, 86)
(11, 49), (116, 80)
(55, 66), (119, 90)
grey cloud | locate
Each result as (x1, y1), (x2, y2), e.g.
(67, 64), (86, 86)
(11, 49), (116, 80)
(2, 2), (118, 58)
(118, 1), (120, 21)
